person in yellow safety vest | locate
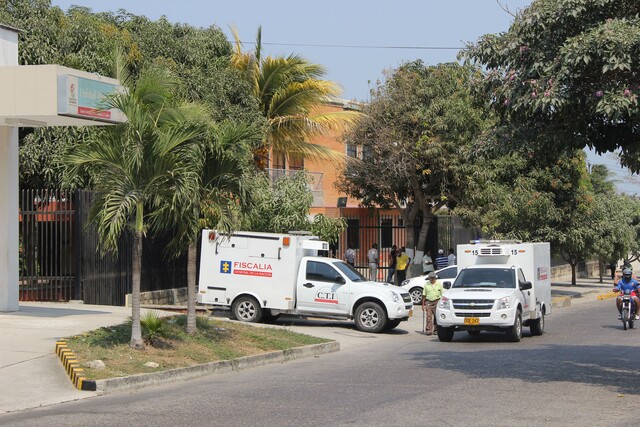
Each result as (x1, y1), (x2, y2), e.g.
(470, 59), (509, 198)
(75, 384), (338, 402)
(422, 272), (443, 335)
(395, 247), (411, 285)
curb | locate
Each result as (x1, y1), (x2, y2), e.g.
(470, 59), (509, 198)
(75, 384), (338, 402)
(597, 291), (619, 301)
(95, 340), (339, 393)
(551, 296), (571, 309)
(54, 340), (97, 391)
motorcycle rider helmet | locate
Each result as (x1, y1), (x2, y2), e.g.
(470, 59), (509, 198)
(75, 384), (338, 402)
(623, 268), (633, 277)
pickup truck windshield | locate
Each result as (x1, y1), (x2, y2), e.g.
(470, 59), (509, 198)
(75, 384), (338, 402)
(334, 261), (367, 282)
(452, 268), (515, 289)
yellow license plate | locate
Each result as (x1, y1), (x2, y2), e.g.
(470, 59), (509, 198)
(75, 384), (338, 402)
(464, 317), (480, 325)
(408, 309), (413, 318)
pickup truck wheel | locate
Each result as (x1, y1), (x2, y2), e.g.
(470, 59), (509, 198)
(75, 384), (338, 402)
(437, 326), (454, 342)
(354, 302), (387, 333)
(506, 309), (522, 342)
(232, 296), (263, 323)
(409, 287), (423, 305)
(384, 319), (402, 331)
(530, 310), (545, 336)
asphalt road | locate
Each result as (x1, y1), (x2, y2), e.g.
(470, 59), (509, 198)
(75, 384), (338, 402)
(2, 298), (638, 427)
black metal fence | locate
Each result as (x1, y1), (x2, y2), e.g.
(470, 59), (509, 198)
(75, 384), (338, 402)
(19, 189), (75, 301)
(337, 213), (480, 280)
(18, 190), (479, 304)
(19, 189), (188, 306)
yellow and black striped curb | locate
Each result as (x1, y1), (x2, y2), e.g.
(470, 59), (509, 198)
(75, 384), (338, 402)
(597, 291), (619, 301)
(55, 340), (96, 391)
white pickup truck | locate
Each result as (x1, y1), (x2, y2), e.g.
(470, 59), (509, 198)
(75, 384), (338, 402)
(197, 230), (414, 333)
(435, 241), (551, 342)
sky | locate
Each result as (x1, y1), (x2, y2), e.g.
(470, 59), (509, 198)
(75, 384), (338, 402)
(47, 0), (640, 194)
(49, 0), (533, 101)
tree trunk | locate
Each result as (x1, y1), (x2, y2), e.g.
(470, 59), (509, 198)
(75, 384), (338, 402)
(186, 241), (197, 335)
(415, 210), (431, 249)
(570, 261), (577, 286)
(130, 231), (145, 350)
(598, 256), (604, 284)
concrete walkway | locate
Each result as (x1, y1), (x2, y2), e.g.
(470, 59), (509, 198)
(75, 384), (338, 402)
(0, 275), (619, 415)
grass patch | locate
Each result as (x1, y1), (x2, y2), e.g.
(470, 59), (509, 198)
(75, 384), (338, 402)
(65, 315), (329, 380)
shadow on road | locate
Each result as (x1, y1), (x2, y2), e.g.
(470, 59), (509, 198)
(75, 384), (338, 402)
(412, 340), (640, 395)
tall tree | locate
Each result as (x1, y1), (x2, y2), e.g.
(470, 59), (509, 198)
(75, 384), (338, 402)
(230, 27), (360, 170)
(170, 122), (259, 335)
(457, 148), (626, 285)
(465, 0), (640, 172)
(63, 68), (208, 349)
(5, 1), (262, 188)
(336, 61), (487, 263)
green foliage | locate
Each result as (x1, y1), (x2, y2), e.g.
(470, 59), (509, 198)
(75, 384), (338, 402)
(466, 0), (640, 172)
(238, 171), (344, 242)
(588, 164), (616, 195)
(458, 147), (640, 283)
(62, 67), (207, 252)
(337, 61), (489, 250)
(309, 214), (346, 245)
(140, 311), (168, 344)
(231, 26), (359, 169)
(4, 0), (262, 188)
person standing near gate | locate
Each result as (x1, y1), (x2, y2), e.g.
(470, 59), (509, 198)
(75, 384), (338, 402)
(435, 249), (448, 270)
(367, 243), (379, 281)
(422, 272), (443, 335)
(344, 246), (356, 266)
(447, 248), (456, 266)
(422, 249), (435, 275)
(395, 247), (410, 285)
(386, 245), (398, 284)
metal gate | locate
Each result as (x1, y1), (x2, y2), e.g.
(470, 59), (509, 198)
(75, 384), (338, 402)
(337, 212), (480, 280)
(19, 189), (188, 305)
(19, 189), (75, 301)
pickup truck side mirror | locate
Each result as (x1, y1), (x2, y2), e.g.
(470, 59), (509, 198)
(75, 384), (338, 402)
(335, 275), (346, 285)
(443, 281), (452, 289)
(520, 281), (532, 290)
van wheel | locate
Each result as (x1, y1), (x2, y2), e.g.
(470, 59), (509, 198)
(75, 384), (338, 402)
(530, 310), (545, 336)
(232, 296), (263, 323)
(437, 326), (455, 342)
(506, 309), (522, 342)
(409, 288), (423, 305)
(354, 302), (387, 333)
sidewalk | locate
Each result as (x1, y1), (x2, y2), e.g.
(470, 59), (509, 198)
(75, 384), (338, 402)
(0, 276), (617, 415)
(551, 275), (616, 308)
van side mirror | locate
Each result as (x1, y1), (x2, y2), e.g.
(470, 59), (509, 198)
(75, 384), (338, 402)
(520, 281), (532, 290)
(335, 275), (346, 285)
(443, 281), (452, 290)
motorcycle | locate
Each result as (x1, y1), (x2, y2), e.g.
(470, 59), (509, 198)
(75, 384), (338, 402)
(620, 289), (635, 330)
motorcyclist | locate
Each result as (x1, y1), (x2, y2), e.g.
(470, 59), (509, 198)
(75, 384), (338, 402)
(614, 268), (640, 320)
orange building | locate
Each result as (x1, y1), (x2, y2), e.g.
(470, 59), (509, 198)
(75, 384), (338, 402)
(266, 100), (406, 277)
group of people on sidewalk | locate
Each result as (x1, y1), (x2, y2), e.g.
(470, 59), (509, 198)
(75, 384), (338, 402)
(345, 243), (412, 283)
(344, 243), (455, 335)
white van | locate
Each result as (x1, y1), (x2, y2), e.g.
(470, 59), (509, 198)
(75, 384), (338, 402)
(435, 241), (551, 342)
(197, 230), (414, 333)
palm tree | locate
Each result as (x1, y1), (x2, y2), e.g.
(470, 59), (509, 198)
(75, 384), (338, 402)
(171, 121), (260, 335)
(64, 68), (208, 349)
(231, 26), (361, 170)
